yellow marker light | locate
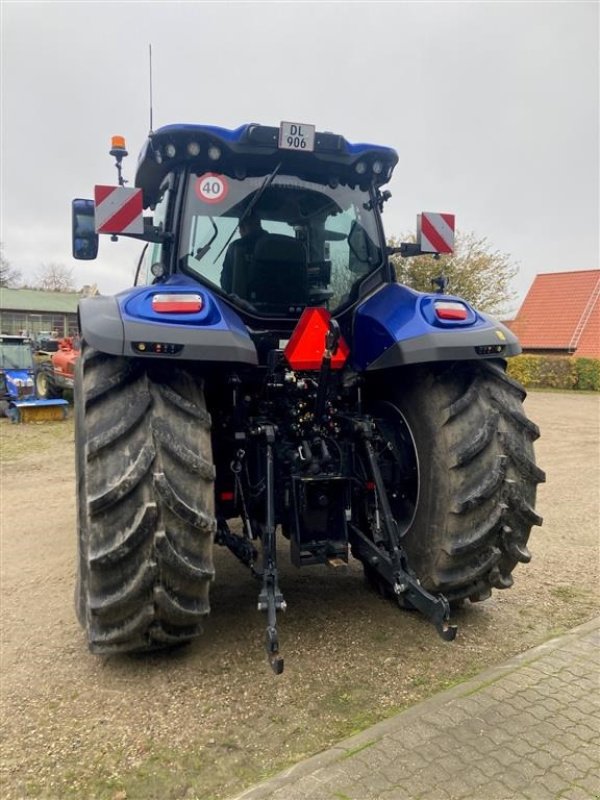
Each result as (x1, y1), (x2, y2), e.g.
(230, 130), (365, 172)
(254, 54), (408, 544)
(111, 135), (127, 150)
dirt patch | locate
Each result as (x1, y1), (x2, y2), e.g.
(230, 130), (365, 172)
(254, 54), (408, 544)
(1, 392), (598, 800)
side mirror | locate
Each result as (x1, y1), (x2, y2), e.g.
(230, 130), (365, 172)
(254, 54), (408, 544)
(72, 199), (99, 260)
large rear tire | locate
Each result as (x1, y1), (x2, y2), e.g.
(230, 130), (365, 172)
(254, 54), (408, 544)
(75, 343), (216, 654)
(364, 361), (545, 604)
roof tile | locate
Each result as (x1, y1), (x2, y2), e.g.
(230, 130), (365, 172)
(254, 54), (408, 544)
(509, 270), (600, 356)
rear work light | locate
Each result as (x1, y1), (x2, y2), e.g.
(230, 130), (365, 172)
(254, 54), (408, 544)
(434, 300), (468, 321)
(151, 293), (203, 313)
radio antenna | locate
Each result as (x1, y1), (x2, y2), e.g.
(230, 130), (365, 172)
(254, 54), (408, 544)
(149, 43), (154, 134)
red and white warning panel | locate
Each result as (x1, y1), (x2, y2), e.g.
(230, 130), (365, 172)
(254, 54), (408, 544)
(94, 185), (144, 235)
(418, 212), (455, 254)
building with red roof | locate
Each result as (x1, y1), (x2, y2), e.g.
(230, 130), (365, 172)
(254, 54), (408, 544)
(507, 270), (600, 358)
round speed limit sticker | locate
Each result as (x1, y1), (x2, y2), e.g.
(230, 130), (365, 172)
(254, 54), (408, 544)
(195, 173), (229, 204)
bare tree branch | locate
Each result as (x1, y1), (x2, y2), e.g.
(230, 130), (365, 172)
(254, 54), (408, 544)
(0, 243), (22, 288)
(32, 263), (75, 292)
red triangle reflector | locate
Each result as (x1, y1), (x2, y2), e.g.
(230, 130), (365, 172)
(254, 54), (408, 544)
(284, 308), (349, 370)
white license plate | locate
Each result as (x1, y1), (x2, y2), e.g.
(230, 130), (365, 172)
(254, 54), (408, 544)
(278, 121), (315, 152)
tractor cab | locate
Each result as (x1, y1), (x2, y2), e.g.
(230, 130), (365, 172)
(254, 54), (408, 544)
(176, 163), (385, 318)
(73, 122), (399, 322)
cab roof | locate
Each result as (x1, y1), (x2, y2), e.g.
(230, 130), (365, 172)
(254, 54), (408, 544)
(135, 123), (399, 206)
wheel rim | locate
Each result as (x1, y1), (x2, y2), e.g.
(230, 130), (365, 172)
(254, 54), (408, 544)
(35, 371), (48, 397)
(364, 401), (420, 537)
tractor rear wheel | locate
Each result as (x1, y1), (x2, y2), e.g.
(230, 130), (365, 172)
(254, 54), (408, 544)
(363, 360), (545, 605)
(35, 366), (63, 399)
(75, 343), (216, 653)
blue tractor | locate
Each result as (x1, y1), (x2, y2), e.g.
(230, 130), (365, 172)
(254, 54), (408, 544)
(0, 334), (70, 422)
(72, 122), (544, 671)
(0, 334), (37, 415)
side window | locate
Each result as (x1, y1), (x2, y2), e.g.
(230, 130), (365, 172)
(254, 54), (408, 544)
(135, 242), (163, 286)
(136, 178), (172, 286)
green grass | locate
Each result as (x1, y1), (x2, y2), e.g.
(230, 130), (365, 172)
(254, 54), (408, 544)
(550, 585), (584, 602)
(0, 417), (74, 462)
(525, 387), (599, 395)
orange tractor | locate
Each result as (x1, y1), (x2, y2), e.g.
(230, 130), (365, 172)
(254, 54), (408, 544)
(35, 336), (80, 400)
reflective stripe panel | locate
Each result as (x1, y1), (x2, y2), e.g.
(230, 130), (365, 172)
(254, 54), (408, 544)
(434, 301), (468, 320)
(94, 185), (144, 234)
(419, 212), (455, 254)
(151, 293), (203, 313)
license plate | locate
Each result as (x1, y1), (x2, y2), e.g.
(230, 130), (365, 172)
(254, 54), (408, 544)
(278, 121), (315, 152)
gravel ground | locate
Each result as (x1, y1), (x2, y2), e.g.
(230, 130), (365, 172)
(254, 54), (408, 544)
(0, 391), (598, 800)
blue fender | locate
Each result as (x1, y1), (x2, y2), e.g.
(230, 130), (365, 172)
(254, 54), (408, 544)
(78, 275), (258, 365)
(351, 284), (520, 371)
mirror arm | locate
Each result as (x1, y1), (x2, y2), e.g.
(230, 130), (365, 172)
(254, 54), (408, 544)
(387, 242), (424, 258)
(115, 229), (171, 244)
(111, 218), (171, 245)
(387, 242), (442, 260)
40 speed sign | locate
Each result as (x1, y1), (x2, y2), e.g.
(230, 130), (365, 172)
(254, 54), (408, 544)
(195, 173), (229, 204)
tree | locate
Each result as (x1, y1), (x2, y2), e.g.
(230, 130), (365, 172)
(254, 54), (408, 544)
(33, 263), (75, 292)
(389, 231), (518, 316)
(0, 243), (22, 288)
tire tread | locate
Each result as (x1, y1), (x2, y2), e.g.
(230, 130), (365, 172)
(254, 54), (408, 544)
(76, 344), (215, 653)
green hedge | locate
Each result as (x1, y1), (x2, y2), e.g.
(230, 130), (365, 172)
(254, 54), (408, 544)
(507, 355), (600, 391)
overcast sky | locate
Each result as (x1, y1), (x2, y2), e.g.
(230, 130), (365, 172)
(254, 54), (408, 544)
(1, 1), (598, 313)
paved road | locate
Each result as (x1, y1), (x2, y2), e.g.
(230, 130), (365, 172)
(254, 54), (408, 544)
(231, 617), (600, 800)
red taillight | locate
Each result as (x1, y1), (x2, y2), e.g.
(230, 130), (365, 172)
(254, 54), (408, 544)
(219, 491), (235, 502)
(434, 301), (468, 321)
(284, 308), (349, 370)
(151, 293), (203, 313)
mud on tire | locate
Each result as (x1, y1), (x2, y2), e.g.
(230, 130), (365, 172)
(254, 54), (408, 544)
(366, 360), (545, 604)
(75, 343), (216, 654)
